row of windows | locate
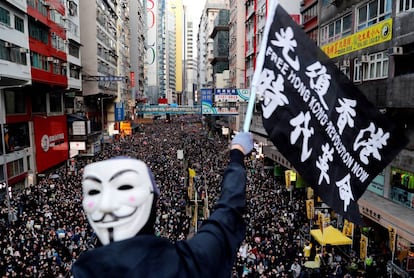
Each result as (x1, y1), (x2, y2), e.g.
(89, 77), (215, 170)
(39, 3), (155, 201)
(0, 41), (28, 65)
(27, 0), (48, 17)
(337, 51), (389, 82)
(30, 52), (67, 77)
(398, 0), (414, 12)
(0, 6), (25, 33)
(320, 0), (392, 45)
(321, 0), (414, 45)
(4, 90), (63, 115)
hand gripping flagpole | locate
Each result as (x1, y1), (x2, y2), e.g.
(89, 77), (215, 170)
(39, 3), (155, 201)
(242, 0), (278, 133)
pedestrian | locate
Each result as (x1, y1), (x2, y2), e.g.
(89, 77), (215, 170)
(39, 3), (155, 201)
(71, 132), (254, 277)
(290, 258), (302, 278)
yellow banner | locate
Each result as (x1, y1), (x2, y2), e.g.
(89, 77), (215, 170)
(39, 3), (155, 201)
(388, 226), (396, 254)
(306, 199), (314, 220)
(342, 219), (354, 237)
(285, 170), (297, 189)
(360, 234), (368, 260)
(188, 168), (196, 178)
(321, 18), (393, 58)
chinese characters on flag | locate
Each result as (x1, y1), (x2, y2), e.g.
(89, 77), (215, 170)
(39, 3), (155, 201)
(254, 1), (407, 224)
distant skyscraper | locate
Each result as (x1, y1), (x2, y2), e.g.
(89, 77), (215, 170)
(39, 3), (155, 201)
(145, 0), (159, 104)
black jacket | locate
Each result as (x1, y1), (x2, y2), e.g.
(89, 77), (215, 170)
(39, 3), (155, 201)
(71, 150), (247, 278)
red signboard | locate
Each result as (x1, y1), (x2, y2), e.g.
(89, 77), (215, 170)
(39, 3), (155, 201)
(130, 71), (135, 87)
(158, 98), (168, 104)
(33, 115), (69, 173)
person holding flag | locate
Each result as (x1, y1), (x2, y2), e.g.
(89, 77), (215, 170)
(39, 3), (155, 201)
(71, 132), (253, 277)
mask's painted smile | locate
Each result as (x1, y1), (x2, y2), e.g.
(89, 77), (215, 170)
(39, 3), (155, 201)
(82, 158), (157, 245)
(92, 207), (138, 224)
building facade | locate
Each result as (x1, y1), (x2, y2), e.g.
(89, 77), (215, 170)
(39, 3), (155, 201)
(1, 0), (84, 193)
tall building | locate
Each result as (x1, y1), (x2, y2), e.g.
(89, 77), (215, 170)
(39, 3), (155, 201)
(300, 0), (318, 43)
(197, 0), (229, 91)
(228, 0), (246, 89)
(144, 0), (159, 104)
(116, 1), (132, 121)
(129, 0), (146, 106)
(183, 15), (197, 106)
(1, 0), (83, 192)
(165, 1), (177, 104)
(210, 9), (230, 89)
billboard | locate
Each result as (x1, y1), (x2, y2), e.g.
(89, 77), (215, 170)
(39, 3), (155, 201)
(33, 115), (69, 173)
(321, 18), (392, 58)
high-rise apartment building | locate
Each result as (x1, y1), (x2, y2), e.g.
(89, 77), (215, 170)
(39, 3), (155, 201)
(228, 0), (245, 89)
(1, 0), (83, 191)
(130, 0), (146, 106)
(197, 0), (229, 91)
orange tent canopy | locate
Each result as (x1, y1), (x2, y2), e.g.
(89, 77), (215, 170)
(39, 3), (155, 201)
(310, 225), (352, 246)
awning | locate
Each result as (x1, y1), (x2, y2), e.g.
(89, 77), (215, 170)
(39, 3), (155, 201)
(67, 114), (87, 123)
(310, 225), (352, 246)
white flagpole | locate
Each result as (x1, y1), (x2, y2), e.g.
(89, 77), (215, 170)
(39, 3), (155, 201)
(242, 0), (279, 132)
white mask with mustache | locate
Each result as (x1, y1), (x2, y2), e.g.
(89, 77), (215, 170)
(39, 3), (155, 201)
(82, 158), (157, 245)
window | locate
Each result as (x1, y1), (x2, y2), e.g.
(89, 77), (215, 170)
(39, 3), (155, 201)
(320, 14), (352, 45)
(49, 94), (63, 113)
(397, 0), (414, 12)
(3, 123), (30, 153)
(0, 6), (10, 26)
(390, 167), (414, 209)
(14, 15), (24, 32)
(7, 159), (25, 179)
(303, 4), (318, 23)
(357, 0), (392, 31)
(0, 41), (27, 65)
(5, 90), (26, 115)
(29, 22), (49, 44)
(32, 92), (47, 113)
(353, 58), (362, 82)
(364, 52), (389, 80)
(355, 52), (389, 82)
(68, 1), (78, 16)
(30, 52), (50, 71)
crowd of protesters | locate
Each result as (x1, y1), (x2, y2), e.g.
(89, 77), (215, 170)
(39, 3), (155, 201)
(0, 115), (386, 277)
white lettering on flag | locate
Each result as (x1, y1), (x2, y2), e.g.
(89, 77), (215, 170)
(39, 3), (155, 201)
(305, 62), (331, 110)
(271, 27), (299, 71)
(259, 69), (289, 119)
(336, 174), (354, 212)
(353, 122), (390, 165)
(290, 111), (314, 162)
(336, 98), (357, 135)
(316, 143), (334, 185)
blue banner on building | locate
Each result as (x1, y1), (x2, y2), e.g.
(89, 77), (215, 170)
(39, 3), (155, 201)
(115, 102), (125, 122)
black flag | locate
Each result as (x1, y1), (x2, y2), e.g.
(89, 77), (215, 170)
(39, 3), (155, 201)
(253, 2), (408, 224)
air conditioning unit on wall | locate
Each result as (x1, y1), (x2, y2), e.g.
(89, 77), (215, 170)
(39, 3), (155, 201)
(342, 59), (350, 67)
(389, 46), (403, 55)
(361, 55), (369, 63)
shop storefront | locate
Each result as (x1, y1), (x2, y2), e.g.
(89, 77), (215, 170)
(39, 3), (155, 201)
(390, 167), (414, 209)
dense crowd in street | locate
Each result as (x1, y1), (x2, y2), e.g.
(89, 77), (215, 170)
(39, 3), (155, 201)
(0, 116), (386, 277)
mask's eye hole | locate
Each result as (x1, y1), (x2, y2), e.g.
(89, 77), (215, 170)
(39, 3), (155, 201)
(88, 189), (100, 196)
(118, 185), (133, 191)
